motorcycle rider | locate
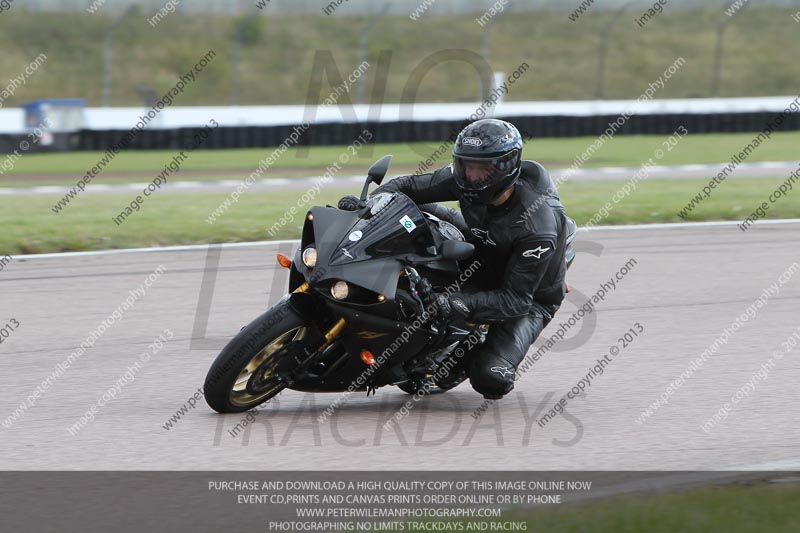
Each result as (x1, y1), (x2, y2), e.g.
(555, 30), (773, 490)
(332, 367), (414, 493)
(338, 119), (572, 400)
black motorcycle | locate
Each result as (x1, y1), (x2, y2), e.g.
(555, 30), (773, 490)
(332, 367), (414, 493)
(204, 156), (574, 413)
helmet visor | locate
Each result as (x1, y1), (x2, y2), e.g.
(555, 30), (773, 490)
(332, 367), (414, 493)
(452, 149), (520, 192)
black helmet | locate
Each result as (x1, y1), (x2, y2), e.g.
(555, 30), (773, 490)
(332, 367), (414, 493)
(452, 119), (523, 205)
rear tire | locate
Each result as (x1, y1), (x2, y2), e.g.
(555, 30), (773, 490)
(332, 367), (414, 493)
(204, 299), (310, 413)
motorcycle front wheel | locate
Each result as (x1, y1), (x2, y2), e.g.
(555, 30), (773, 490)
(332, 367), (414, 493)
(204, 299), (310, 413)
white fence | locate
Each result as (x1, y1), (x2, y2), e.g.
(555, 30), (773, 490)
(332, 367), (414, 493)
(1, 96), (799, 133)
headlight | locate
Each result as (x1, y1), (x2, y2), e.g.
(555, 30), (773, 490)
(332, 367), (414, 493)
(331, 281), (349, 300)
(302, 247), (317, 268)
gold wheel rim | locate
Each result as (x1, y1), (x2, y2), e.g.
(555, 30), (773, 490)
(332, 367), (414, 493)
(229, 326), (307, 408)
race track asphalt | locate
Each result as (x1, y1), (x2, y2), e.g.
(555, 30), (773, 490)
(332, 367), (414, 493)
(1, 220), (799, 472)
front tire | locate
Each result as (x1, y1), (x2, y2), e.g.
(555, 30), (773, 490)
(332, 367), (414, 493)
(204, 299), (310, 413)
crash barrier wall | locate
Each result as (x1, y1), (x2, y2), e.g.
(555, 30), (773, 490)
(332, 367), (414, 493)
(3, 110), (798, 154)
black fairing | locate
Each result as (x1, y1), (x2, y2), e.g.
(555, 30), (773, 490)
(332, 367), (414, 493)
(287, 192), (473, 392)
(294, 193), (437, 300)
(330, 193), (437, 266)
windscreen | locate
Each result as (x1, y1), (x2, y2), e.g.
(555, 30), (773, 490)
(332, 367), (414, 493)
(328, 193), (436, 266)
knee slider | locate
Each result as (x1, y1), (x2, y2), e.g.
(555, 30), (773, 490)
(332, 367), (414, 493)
(469, 354), (516, 397)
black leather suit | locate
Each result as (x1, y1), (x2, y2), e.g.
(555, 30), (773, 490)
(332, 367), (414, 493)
(374, 160), (571, 397)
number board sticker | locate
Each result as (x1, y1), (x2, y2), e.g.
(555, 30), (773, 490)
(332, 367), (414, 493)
(399, 215), (416, 233)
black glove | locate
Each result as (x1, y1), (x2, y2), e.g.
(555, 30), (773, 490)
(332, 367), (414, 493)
(449, 294), (471, 320)
(432, 293), (471, 321)
(337, 194), (360, 211)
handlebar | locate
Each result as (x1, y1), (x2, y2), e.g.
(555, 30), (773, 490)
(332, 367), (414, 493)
(404, 267), (446, 330)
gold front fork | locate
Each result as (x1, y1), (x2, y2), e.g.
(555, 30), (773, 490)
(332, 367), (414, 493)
(319, 318), (346, 351)
(293, 282), (310, 294)
(292, 283), (345, 351)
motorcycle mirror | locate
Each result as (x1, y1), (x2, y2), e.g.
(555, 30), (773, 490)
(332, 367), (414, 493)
(359, 155), (393, 203)
(440, 240), (475, 261)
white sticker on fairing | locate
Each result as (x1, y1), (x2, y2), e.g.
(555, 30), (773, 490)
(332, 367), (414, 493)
(399, 215), (416, 233)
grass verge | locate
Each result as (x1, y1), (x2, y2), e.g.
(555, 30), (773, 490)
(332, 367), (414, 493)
(3, 176), (798, 255)
(3, 132), (800, 186)
(402, 482), (800, 533)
